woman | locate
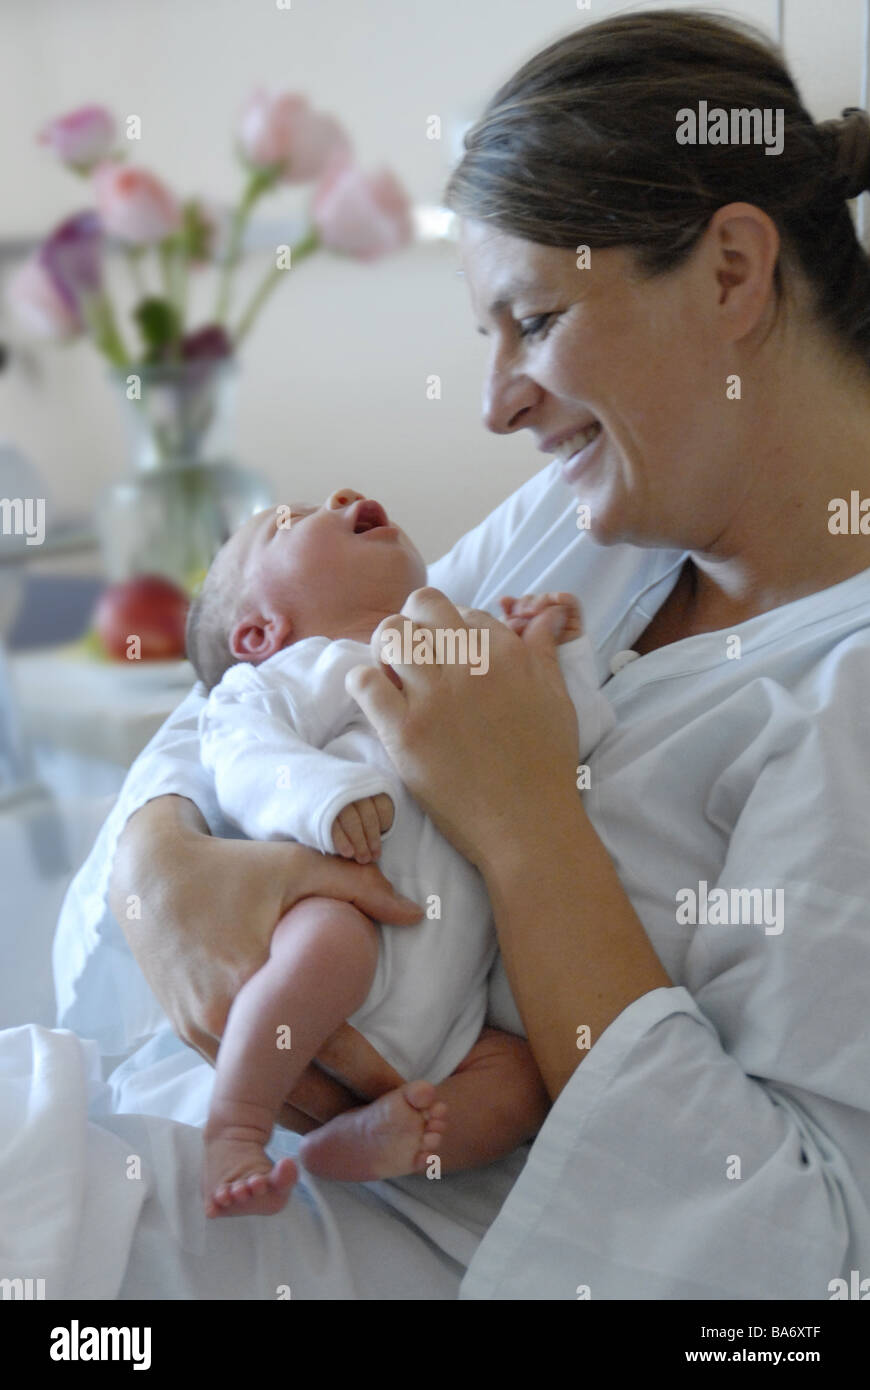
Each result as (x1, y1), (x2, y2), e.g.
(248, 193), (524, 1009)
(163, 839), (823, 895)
(54, 10), (870, 1298)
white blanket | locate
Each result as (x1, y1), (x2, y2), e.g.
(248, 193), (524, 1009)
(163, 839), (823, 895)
(0, 1020), (524, 1299)
(0, 1024), (145, 1299)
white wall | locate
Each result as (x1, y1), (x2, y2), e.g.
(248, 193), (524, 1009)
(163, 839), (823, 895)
(0, 0), (866, 561)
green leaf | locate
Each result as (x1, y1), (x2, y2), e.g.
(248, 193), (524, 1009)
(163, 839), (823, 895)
(134, 296), (181, 361)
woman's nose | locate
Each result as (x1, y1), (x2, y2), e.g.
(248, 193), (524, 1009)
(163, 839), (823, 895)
(325, 488), (365, 510)
(481, 359), (539, 435)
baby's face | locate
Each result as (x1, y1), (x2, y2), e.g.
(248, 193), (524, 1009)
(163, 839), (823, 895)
(232, 488), (427, 652)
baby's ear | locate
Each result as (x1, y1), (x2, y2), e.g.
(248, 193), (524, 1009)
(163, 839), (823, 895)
(229, 611), (293, 664)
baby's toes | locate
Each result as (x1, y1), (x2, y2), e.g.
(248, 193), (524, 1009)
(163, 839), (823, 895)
(269, 1157), (298, 1191)
(403, 1079), (438, 1112)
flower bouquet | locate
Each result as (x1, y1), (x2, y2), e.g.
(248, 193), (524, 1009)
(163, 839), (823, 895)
(7, 95), (414, 595)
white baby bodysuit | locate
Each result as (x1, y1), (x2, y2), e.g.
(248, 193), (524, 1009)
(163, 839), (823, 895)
(199, 631), (615, 1084)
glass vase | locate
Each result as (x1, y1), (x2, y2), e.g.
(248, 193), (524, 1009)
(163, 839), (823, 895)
(95, 358), (273, 593)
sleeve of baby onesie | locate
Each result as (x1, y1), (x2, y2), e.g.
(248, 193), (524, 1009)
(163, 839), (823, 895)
(557, 634), (616, 761)
(200, 640), (402, 854)
(462, 641), (870, 1300)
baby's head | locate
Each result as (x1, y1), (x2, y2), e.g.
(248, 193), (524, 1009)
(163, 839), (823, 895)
(186, 488), (427, 690)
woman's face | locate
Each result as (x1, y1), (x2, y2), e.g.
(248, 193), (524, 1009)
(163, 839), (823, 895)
(459, 216), (751, 551)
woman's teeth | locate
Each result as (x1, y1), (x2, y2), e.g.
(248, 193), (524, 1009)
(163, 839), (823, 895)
(555, 421), (602, 460)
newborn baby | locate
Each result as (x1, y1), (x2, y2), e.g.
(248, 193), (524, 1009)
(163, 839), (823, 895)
(187, 488), (615, 1218)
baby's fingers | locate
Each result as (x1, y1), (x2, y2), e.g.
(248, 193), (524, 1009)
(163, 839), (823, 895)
(514, 594), (554, 618)
(335, 805), (369, 861)
(355, 797), (383, 860)
(373, 793), (395, 834)
(331, 818), (357, 859)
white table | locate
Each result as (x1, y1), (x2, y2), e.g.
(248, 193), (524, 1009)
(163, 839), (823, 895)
(10, 646), (193, 796)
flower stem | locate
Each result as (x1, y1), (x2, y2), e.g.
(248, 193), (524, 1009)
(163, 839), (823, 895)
(124, 246), (147, 302)
(157, 241), (185, 358)
(215, 166), (277, 325)
(83, 289), (130, 367)
(176, 252), (189, 326)
(232, 226), (320, 346)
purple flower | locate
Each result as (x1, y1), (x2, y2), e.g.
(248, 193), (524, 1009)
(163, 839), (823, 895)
(39, 211), (104, 310)
(38, 105), (115, 171)
(8, 212), (106, 343)
(180, 324), (234, 361)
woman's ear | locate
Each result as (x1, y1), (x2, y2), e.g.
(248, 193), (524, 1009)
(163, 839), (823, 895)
(706, 201), (780, 339)
(229, 608), (293, 664)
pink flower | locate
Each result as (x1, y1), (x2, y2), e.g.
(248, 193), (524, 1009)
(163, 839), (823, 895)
(38, 104), (115, 171)
(5, 256), (82, 340)
(238, 91), (352, 183)
(311, 160), (414, 260)
(94, 161), (182, 245)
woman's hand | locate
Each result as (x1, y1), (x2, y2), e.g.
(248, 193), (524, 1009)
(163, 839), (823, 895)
(346, 587), (582, 871)
(110, 794), (422, 1075)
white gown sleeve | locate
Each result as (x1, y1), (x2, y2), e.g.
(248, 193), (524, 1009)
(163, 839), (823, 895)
(200, 640), (400, 853)
(463, 657), (870, 1300)
(52, 684), (218, 1050)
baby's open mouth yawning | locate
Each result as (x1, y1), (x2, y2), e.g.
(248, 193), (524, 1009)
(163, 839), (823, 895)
(351, 499), (391, 534)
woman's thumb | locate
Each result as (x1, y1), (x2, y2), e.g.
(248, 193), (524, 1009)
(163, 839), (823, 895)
(524, 604), (567, 652)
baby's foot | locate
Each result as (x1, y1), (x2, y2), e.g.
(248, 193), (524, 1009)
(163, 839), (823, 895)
(203, 1126), (298, 1219)
(298, 1080), (448, 1182)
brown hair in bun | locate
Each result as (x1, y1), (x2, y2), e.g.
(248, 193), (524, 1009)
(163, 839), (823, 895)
(818, 107), (870, 202)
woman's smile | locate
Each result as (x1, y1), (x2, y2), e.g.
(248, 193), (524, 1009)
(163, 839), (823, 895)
(553, 420), (604, 483)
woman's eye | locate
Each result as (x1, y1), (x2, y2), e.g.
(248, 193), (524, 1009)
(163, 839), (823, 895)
(518, 313), (556, 340)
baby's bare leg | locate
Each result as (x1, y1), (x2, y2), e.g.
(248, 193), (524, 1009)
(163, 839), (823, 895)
(299, 1027), (550, 1181)
(429, 1027), (550, 1171)
(204, 897), (378, 1217)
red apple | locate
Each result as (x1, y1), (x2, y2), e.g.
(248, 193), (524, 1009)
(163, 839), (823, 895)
(93, 574), (190, 661)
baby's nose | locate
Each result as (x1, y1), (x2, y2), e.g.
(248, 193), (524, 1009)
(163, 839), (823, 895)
(325, 488), (365, 510)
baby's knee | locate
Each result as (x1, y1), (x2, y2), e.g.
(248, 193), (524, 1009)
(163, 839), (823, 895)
(272, 897), (378, 973)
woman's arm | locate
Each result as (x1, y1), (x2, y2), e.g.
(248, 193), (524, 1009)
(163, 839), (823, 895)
(109, 792), (421, 1121)
(480, 794), (669, 1098)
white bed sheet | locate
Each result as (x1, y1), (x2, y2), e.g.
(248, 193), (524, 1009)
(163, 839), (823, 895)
(0, 1021), (492, 1300)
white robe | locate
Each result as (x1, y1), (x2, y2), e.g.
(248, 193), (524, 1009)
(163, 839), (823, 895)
(46, 459), (870, 1299)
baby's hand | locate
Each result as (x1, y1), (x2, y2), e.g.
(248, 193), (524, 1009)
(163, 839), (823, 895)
(500, 592), (583, 645)
(332, 793), (395, 863)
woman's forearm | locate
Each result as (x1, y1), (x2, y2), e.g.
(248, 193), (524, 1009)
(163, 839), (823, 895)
(480, 795), (670, 1100)
(109, 794), (210, 926)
